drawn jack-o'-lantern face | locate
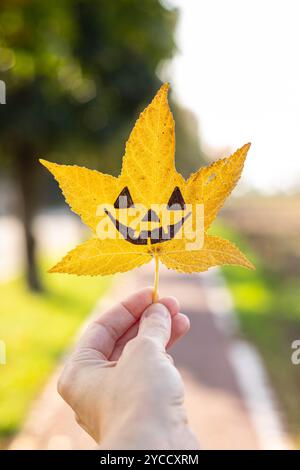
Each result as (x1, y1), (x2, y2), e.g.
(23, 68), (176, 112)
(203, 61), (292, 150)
(104, 185), (192, 245)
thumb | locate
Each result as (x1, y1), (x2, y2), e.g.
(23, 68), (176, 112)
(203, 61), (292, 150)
(138, 302), (171, 348)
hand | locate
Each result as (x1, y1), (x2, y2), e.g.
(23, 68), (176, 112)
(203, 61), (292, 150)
(58, 287), (199, 449)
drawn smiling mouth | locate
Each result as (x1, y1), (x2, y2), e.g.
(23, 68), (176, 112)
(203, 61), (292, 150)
(104, 209), (191, 245)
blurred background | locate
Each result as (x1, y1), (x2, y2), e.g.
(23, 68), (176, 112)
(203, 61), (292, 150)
(0, 0), (299, 450)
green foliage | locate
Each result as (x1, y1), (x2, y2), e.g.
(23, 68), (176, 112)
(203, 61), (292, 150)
(0, 260), (110, 442)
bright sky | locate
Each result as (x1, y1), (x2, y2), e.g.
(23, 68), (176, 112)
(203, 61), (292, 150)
(167, 0), (300, 193)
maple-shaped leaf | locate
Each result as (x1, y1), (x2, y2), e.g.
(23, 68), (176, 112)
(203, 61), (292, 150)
(40, 83), (254, 285)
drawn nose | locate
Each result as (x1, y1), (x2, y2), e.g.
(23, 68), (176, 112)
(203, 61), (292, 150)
(142, 209), (160, 223)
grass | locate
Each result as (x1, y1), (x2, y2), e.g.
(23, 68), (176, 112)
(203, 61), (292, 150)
(0, 260), (111, 447)
(212, 222), (300, 446)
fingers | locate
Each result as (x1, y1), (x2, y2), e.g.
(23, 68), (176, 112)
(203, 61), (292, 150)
(158, 296), (180, 316)
(110, 312), (189, 360)
(75, 287), (154, 359)
(74, 287), (182, 361)
(137, 302), (171, 347)
(167, 313), (190, 349)
(109, 296), (179, 361)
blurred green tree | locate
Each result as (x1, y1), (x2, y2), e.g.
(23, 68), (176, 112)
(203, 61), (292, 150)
(0, 0), (204, 291)
(0, 0), (177, 290)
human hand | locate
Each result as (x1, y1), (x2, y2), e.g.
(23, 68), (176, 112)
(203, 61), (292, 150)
(58, 287), (199, 449)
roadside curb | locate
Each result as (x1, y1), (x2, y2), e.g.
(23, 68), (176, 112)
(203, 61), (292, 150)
(202, 268), (292, 450)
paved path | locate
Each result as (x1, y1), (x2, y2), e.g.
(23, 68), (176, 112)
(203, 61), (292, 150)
(9, 263), (290, 450)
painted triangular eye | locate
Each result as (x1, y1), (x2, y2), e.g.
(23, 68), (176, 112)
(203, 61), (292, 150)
(167, 186), (186, 210)
(114, 187), (134, 209)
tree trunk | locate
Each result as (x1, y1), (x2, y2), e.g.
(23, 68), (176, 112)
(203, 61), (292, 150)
(16, 143), (43, 292)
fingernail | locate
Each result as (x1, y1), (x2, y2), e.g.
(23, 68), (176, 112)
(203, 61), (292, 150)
(143, 303), (169, 318)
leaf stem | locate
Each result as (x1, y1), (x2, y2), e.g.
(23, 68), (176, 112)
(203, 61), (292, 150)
(153, 255), (160, 302)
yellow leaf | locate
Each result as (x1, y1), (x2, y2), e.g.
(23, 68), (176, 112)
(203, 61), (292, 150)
(186, 143), (250, 230)
(159, 235), (254, 273)
(121, 82), (185, 207)
(39, 160), (120, 233)
(40, 83), (254, 280)
(49, 238), (151, 276)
